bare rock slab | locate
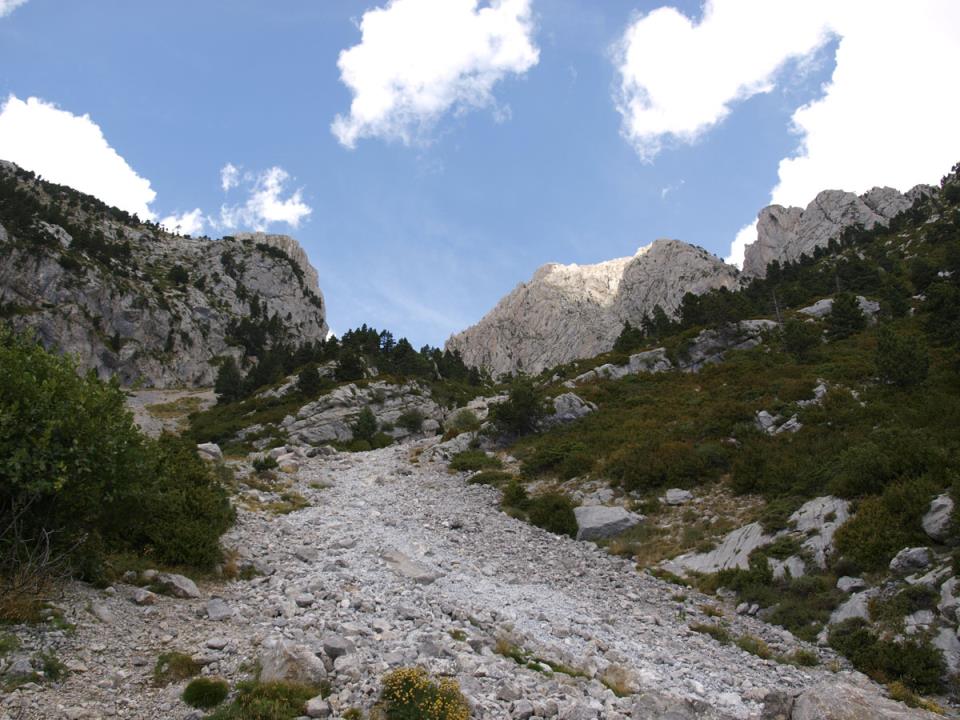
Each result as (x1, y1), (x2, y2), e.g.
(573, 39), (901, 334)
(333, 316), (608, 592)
(574, 506), (643, 541)
(382, 549), (441, 584)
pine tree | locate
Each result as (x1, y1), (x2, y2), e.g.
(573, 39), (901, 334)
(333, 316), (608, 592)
(214, 357), (243, 404)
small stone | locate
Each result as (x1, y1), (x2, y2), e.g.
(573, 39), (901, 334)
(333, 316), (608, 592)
(89, 602), (115, 624)
(664, 488), (693, 505)
(836, 576), (867, 594)
(206, 598), (234, 621)
(305, 696), (331, 718)
(132, 588), (157, 606)
(322, 635), (355, 659)
(155, 572), (201, 599)
(206, 637), (230, 650)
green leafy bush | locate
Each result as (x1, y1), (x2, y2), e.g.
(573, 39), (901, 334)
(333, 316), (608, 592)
(397, 409), (425, 433)
(876, 325), (929, 387)
(372, 667), (469, 720)
(446, 409), (480, 435)
(782, 318), (822, 361)
(828, 618), (944, 694)
(253, 456), (279, 473)
(0, 331), (233, 606)
(488, 378), (546, 437)
(526, 493), (578, 537)
(206, 680), (319, 720)
(449, 450), (502, 472)
(500, 480), (529, 509)
(825, 292), (867, 340)
(467, 470), (514, 486)
(352, 407), (378, 442)
(183, 677), (229, 709)
(296, 366), (323, 397)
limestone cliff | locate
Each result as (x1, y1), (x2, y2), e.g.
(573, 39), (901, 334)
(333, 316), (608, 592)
(446, 239), (738, 376)
(742, 184), (935, 277)
(0, 161), (328, 388)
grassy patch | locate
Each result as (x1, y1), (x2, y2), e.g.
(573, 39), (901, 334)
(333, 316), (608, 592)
(206, 680), (320, 720)
(466, 470), (514, 486)
(690, 622), (731, 644)
(449, 450), (502, 472)
(145, 395), (205, 419)
(153, 652), (201, 686)
(183, 677), (230, 709)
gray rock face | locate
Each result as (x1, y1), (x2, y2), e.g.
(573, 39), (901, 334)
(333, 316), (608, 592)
(792, 674), (942, 719)
(668, 522), (772, 575)
(154, 572), (200, 599)
(447, 239), (738, 376)
(541, 393), (597, 428)
(829, 591), (875, 625)
(889, 547), (933, 575)
(574, 506), (643, 541)
(0, 163), (327, 388)
(789, 496), (849, 569)
(258, 635), (327, 684)
(381, 549), (442, 584)
(797, 296), (880, 321)
(282, 381), (444, 445)
(743, 186), (914, 278)
(922, 493), (954, 542)
(664, 489), (693, 506)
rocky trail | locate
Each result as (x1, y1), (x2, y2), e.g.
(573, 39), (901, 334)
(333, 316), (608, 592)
(1, 442), (941, 720)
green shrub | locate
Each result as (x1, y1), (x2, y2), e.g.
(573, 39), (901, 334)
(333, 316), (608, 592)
(183, 677), (229, 709)
(828, 618), (944, 694)
(467, 471), (514, 486)
(153, 652), (201, 686)
(397, 409), (425, 433)
(825, 292), (867, 340)
(782, 318), (822, 361)
(488, 379), (547, 437)
(876, 325), (929, 387)
(869, 584), (939, 626)
(449, 450), (502, 472)
(834, 477), (938, 571)
(526, 493), (578, 537)
(206, 680), (319, 720)
(735, 634), (771, 659)
(296, 367), (323, 397)
(690, 623), (731, 644)
(447, 409), (480, 434)
(500, 480), (530, 509)
(522, 440), (594, 480)
(215, 357), (244, 404)
(253, 455), (279, 473)
(604, 440), (705, 493)
(352, 407), (378, 442)
(372, 667), (469, 720)
(0, 331), (233, 601)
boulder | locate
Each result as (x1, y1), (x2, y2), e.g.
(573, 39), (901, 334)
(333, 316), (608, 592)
(938, 577), (959, 619)
(836, 576), (867, 594)
(829, 590), (875, 625)
(933, 628), (960, 673)
(382, 549), (442, 584)
(321, 635), (355, 659)
(788, 496), (849, 568)
(669, 522), (772, 575)
(664, 489), (693, 506)
(542, 393), (597, 428)
(196, 443), (222, 461)
(922, 493), (954, 543)
(889, 547), (933, 575)
(574, 506), (643, 541)
(792, 675), (943, 719)
(797, 295), (880, 321)
(258, 636), (327, 684)
(206, 598), (234, 621)
(154, 572), (200, 599)
(305, 696), (331, 718)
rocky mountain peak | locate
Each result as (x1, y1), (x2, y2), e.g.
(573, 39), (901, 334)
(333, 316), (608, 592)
(446, 238), (738, 376)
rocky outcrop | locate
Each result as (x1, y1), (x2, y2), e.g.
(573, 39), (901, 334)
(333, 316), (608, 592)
(446, 239), (738, 376)
(574, 506), (643, 541)
(742, 186), (919, 278)
(0, 162), (327, 387)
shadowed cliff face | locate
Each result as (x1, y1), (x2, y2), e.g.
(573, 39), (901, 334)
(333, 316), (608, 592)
(0, 161), (327, 388)
(446, 239), (739, 376)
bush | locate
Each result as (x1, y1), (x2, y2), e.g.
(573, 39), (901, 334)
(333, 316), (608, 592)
(467, 471), (514, 486)
(183, 677), (229, 709)
(825, 292), (867, 340)
(449, 450), (502, 472)
(876, 325), (929, 387)
(447, 409), (480, 435)
(834, 476), (938, 571)
(526, 493), (578, 537)
(372, 667), (469, 720)
(215, 357), (244, 404)
(522, 440), (594, 480)
(604, 440), (705, 493)
(296, 367), (323, 397)
(397, 409), (425, 433)
(828, 618), (944, 694)
(488, 378), (547, 437)
(0, 331), (233, 602)
(352, 407), (378, 442)
(206, 680), (319, 720)
(253, 455), (279, 473)
(153, 652), (201, 686)
(782, 318), (822, 361)
(500, 480), (529, 509)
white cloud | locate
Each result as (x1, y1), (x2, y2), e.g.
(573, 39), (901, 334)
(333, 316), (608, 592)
(160, 208), (205, 236)
(331, 0), (539, 148)
(218, 166), (312, 231)
(0, 95), (157, 219)
(614, 2), (960, 266)
(220, 162), (240, 192)
(725, 220), (757, 268)
(0, 0), (28, 18)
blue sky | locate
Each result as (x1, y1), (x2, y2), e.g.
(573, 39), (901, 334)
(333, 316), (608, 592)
(1, 1), (958, 347)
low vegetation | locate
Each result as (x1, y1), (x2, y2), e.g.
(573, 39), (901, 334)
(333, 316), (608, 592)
(371, 667), (470, 720)
(206, 679), (321, 720)
(182, 677), (230, 709)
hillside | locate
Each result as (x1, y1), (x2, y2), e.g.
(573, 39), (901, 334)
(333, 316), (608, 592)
(0, 160), (328, 388)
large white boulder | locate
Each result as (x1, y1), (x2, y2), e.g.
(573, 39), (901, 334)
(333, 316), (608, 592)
(574, 506), (643, 541)
(922, 493), (954, 543)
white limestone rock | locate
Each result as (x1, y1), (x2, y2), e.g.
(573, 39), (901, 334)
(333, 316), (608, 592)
(664, 489), (693, 506)
(446, 239), (738, 376)
(922, 493), (954, 543)
(574, 505), (643, 541)
(889, 547), (933, 575)
(829, 590), (875, 625)
(668, 522), (772, 574)
(792, 674), (943, 719)
(258, 635), (327, 684)
(788, 496), (850, 569)
(743, 186), (913, 278)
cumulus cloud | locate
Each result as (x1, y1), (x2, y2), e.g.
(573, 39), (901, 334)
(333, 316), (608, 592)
(218, 166), (312, 231)
(0, 0), (28, 18)
(331, 0), (539, 148)
(614, 1), (960, 267)
(0, 95), (157, 219)
(160, 208), (206, 236)
(220, 163), (240, 192)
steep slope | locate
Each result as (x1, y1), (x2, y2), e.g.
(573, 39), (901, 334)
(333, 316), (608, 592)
(742, 185), (934, 277)
(0, 161), (328, 388)
(446, 239), (738, 376)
